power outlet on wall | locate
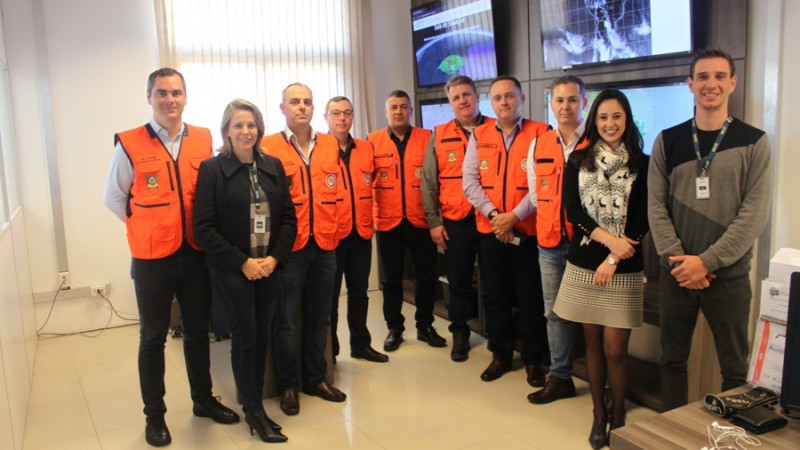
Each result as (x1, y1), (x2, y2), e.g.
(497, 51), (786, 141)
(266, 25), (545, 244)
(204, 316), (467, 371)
(58, 271), (71, 290)
(90, 284), (108, 297)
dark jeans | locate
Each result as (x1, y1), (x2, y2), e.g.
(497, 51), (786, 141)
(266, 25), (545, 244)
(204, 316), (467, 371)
(131, 245), (212, 418)
(209, 268), (281, 414)
(273, 239), (336, 389)
(331, 230), (373, 355)
(443, 216), (479, 334)
(376, 219), (437, 332)
(659, 268), (751, 410)
(478, 233), (547, 364)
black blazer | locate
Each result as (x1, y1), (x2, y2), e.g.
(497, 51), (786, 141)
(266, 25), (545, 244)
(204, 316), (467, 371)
(193, 149), (297, 273)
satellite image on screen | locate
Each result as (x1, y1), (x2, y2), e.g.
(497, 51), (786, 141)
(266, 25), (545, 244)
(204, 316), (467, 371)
(412, 0), (498, 87)
(540, 0), (691, 70)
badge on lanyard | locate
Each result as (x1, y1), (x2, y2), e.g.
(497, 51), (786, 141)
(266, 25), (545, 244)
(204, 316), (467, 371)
(254, 214), (267, 234)
(695, 176), (710, 200)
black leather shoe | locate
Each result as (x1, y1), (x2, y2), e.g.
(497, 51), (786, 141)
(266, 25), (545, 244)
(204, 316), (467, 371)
(525, 363), (545, 388)
(145, 417), (171, 447)
(193, 396), (240, 424)
(589, 413), (609, 449)
(417, 326), (447, 347)
(383, 329), (404, 352)
(351, 346), (389, 362)
(480, 357), (511, 382)
(245, 410), (288, 443)
(527, 375), (577, 404)
(280, 389), (299, 416)
(303, 381), (347, 403)
(450, 331), (470, 362)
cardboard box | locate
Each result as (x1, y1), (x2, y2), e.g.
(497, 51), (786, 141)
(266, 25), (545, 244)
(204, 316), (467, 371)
(768, 247), (800, 283)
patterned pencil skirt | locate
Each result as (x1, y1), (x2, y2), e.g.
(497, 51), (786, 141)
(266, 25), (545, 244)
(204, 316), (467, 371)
(553, 262), (644, 329)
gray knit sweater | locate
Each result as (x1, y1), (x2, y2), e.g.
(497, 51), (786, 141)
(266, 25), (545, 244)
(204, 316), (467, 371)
(647, 118), (771, 279)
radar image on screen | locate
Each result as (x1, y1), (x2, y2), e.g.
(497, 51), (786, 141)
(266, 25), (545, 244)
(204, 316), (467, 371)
(412, 0), (498, 87)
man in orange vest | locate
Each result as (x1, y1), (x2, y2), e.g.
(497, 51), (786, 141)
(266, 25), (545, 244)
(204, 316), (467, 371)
(262, 83), (346, 417)
(421, 75), (494, 362)
(525, 76), (589, 404)
(103, 68), (238, 447)
(462, 76), (549, 386)
(369, 90), (446, 352)
(324, 96), (388, 363)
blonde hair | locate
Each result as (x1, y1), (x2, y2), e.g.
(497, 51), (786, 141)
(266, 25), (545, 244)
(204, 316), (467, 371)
(218, 99), (265, 156)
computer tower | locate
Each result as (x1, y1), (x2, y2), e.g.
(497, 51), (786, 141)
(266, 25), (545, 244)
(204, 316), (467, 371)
(781, 272), (800, 418)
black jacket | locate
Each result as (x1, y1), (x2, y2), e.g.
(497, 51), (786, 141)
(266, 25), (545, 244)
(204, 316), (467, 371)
(193, 150), (297, 273)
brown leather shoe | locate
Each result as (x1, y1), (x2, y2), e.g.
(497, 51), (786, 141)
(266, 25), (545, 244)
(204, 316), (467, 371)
(280, 389), (299, 416)
(527, 375), (577, 404)
(303, 381), (347, 403)
(451, 331), (470, 362)
(525, 363), (545, 388)
(480, 357), (511, 381)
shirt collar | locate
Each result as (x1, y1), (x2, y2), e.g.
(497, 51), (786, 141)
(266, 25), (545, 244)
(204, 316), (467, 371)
(149, 117), (186, 139)
(282, 126), (318, 144)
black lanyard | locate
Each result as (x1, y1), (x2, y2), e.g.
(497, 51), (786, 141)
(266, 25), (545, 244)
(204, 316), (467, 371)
(249, 162), (262, 211)
(691, 116), (732, 176)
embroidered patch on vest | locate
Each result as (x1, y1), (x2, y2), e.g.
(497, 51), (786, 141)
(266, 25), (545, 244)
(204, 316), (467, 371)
(363, 173), (372, 185)
(380, 170), (389, 180)
(326, 173), (337, 188)
(521, 158), (529, 172)
(145, 174), (159, 190)
(415, 167), (423, 179)
(447, 152), (457, 163)
(479, 160), (489, 171)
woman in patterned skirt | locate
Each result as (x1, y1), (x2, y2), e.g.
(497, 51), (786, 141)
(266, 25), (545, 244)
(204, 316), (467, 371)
(553, 89), (649, 449)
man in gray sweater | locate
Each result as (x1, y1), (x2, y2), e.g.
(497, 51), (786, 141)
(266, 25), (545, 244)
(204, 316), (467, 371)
(648, 49), (771, 410)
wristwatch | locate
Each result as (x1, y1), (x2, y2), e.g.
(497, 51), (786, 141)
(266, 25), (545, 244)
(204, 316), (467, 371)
(488, 209), (499, 220)
(607, 256), (617, 265)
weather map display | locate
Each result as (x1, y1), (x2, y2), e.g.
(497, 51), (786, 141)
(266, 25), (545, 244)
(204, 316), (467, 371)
(411, 0), (498, 87)
(545, 81), (694, 155)
(539, 0), (692, 71)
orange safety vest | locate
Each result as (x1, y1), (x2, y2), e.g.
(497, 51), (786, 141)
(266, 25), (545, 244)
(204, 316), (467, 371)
(532, 131), (588, 248)
(261, 132), (340, 251)
(473, 119), (549, 236)
(433, 117), (497, 221)
(115, 123), (211, 259)
(368, 127), (432, 230)
(337, 137), (375, 240)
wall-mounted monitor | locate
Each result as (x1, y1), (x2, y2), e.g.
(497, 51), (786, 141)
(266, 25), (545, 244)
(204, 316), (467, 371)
(539, 0), (693, 71)
(545, 78), (695, 154)
(419, 95), (496, 130)
(411, 0), (498, 88)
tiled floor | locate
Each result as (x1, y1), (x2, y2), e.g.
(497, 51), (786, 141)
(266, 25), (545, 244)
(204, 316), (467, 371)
(23, 296), (657, 449)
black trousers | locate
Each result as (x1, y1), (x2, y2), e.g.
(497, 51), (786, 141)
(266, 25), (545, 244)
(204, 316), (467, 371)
(331, 230), (374, 354)
(442, 216), (480, 334)
(376, 219), (437, 332)
(131, 245), (212, 418)
(478, 233), (547, 364)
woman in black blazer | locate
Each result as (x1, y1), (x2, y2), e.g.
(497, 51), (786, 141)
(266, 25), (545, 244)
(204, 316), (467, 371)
(194, 99), (296, 443)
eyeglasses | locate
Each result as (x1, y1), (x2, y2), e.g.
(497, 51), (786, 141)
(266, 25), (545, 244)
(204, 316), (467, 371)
(328, 110), (353, 118)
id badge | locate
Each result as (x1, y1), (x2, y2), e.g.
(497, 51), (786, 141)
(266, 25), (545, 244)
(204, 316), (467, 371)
(254, 214), (267, 233)
(695, 176), (710, 200)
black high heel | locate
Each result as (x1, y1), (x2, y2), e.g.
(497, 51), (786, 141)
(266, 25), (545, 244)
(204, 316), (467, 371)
(589, 412), (609, 449)
(245, 410), (288, 443)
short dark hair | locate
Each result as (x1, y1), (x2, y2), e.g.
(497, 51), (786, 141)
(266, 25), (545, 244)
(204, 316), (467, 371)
(490, 75), (522, 92)
(387, 90), (411, 101)
(147, 68), (186, 94)
(690, 49), (736, 78)
(571, 89), (644, 173)
(325, 96), (352, 111)
(444, 75), (477, 99)
(550, 76), (586, 98)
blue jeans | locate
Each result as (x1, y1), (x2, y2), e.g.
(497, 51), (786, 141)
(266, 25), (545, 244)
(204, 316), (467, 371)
(273, 239), (336, 389)
(376, 219), (437, 332)
(539, 243), (573, 379)
(210, 268), (281, 414)
(131, 245), (212, 418)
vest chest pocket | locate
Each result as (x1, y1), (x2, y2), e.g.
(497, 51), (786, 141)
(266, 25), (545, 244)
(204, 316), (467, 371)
(534, 158), (559, 199)
(373, 156), (394, 186)
(136, 160), (173, 197)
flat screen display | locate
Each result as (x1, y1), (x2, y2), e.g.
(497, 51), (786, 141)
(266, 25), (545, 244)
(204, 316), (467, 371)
(411, 0), (498, 88)
(545, 80), (694, 154)
(419, 96), (496, 129)
(539, 0), (692, 71)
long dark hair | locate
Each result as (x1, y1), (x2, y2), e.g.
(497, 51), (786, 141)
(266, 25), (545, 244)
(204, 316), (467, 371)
(569, 89), (644, 172)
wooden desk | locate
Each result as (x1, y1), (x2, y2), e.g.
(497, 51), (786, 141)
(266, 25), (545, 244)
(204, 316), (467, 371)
(611, 389), (799, 449)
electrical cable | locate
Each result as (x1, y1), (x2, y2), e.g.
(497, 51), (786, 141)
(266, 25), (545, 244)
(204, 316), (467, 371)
(704, 421), (761, 450)
(36, 278), (66, 335)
